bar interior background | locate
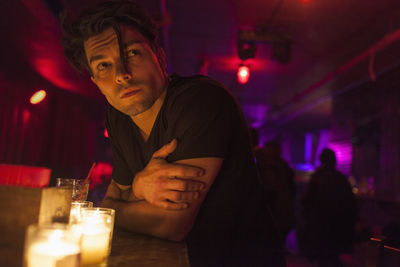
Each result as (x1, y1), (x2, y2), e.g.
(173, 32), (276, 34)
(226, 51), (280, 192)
(1, 0), (400, 258)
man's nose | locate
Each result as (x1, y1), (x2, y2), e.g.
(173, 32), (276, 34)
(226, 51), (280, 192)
(115, 61), (132, 84)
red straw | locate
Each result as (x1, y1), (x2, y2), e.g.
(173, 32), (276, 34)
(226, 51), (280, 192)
(79, 162), (96, 200)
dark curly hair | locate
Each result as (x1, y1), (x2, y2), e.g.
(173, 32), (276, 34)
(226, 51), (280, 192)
(61, 0), (159, 75)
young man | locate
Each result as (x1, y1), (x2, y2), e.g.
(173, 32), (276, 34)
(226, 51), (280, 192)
(62, 1), (285, 266)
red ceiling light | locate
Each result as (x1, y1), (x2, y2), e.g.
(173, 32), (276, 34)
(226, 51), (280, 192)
(104, 128), (109, 138)
(237, 65), (250, 84)
(30, 90), (47, 104)
(301, 0), (311, 4)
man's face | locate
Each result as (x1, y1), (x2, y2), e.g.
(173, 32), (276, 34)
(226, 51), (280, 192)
(84, 24), (167, 117)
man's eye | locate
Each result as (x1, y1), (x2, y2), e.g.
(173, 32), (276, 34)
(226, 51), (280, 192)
(127, 49), (139, 57)
(97, 62), (110, 71)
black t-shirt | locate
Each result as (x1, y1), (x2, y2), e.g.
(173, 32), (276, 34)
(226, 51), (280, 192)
(106, 74), (285, 266)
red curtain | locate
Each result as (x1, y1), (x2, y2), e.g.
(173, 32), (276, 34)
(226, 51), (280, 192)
(0, 76), (108, 178)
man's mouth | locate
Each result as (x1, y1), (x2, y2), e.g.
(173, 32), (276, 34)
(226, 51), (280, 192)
(121, 89), (140, 99)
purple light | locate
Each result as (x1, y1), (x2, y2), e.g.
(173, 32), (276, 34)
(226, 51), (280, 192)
(295, 163), (315, 172)
(305, 132), (312, 163)
(328, 141), (353, 175)
(242, 104), (268, 129)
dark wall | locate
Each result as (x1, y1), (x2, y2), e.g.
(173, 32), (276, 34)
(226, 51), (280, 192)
(332, 66), (400, 201)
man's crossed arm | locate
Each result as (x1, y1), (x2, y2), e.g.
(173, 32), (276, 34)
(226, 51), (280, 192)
(101, 139), (222, 241)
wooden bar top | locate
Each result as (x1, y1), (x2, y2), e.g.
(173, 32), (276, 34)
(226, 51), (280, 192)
(108, 228), (190, 267)
(0, 185), (190, 267)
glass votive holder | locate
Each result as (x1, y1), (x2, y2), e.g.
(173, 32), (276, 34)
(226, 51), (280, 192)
(56, 178), (90, 201)
(23, 223), (81, 267)
(79, 207), (115, 266)
(70, 201), (94, 224)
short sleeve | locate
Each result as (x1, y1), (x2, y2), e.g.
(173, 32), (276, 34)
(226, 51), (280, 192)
(165, 80), (236, 162)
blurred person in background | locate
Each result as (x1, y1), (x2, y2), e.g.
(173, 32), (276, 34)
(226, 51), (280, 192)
(300, 148), (357, 267)
(250, 128), (296, 247)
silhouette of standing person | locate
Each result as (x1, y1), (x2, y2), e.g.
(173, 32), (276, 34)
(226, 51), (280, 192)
(249, 128), (296, 247)
(256, 141), (296, 246)
(300, 148), (357, 267)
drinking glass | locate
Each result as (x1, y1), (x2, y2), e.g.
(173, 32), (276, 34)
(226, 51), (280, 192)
(70, 200), (94, 224)
(56, 178), (90, 201)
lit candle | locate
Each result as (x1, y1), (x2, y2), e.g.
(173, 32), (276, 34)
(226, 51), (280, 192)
(80, 210), (112, 266)
(81, 226), (110, 265)
(70, 201), (93, 224)
(25, 228), (81, 267)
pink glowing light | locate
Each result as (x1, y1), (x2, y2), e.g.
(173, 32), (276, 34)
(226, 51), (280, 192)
(237, 65), (250, 84)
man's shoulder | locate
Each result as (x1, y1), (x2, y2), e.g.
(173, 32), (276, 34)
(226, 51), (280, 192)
(168, 74), (233, 99)
(165, 74), (239, 118)
(170, 73), (223, 87)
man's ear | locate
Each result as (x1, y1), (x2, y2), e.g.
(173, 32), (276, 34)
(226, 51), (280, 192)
(156, 47), (167, 74)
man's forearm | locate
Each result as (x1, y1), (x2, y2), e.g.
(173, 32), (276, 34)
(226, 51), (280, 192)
(99, 153), (218, 242)
(101, 196), (192, 241)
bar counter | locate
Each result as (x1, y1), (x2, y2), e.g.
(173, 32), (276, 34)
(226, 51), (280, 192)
(108, 228), (190, 267)
(0, 185), (190, 267)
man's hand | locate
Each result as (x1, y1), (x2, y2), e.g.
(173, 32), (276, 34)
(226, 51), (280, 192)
(132, 139), (206, 210)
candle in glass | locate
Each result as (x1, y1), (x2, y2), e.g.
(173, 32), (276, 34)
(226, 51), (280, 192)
(79, 208), (115, 266)
(23, 223), (81, 267)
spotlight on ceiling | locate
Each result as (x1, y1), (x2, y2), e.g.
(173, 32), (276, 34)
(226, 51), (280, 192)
(237, 29), (292, 64)
(237, 40), (257, 61)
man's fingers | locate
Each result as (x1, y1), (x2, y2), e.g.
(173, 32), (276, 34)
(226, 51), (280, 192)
(152, 139), (178, 159)
(162, 164), (205, 179)
(157, 200), (188, 210)
(164, 190), (200, 202)
(166, 178), (205, 191)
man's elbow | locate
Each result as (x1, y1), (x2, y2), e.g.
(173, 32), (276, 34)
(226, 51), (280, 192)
(100, 196), (116, 208)
(160, 221), (194, 242)
(165, 231), (188, 242)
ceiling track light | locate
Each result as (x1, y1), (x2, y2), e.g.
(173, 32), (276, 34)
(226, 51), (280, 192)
(237, 29), (292, 64)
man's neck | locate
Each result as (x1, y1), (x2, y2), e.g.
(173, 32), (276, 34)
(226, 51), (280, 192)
(130, 89), (167, 142)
